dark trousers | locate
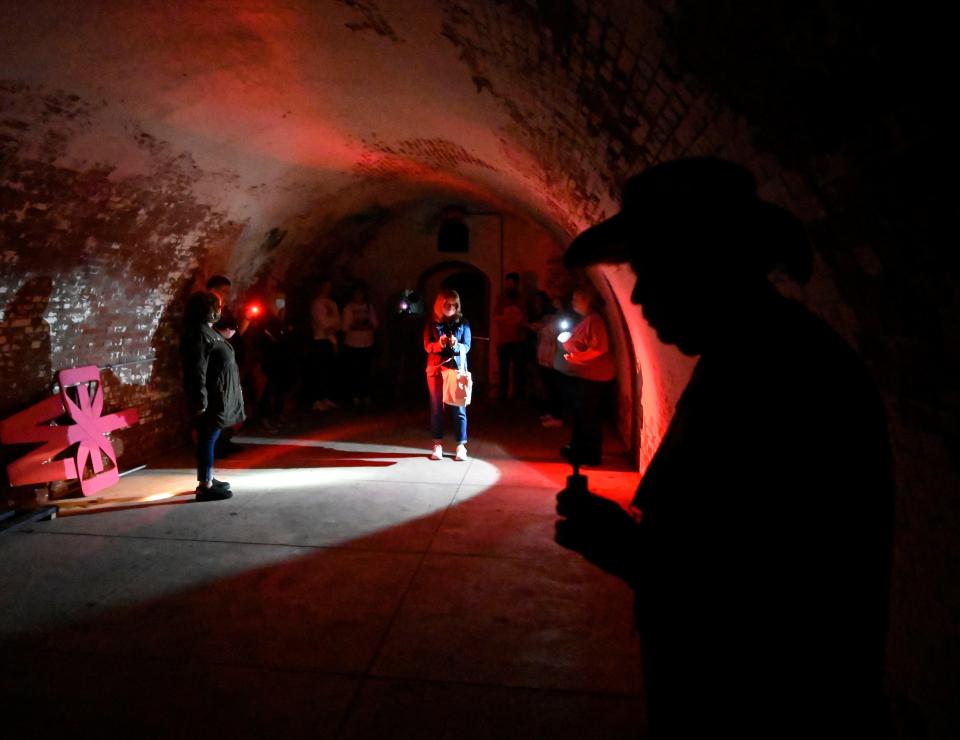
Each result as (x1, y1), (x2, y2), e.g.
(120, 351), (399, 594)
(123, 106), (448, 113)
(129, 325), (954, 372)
(539, 365), (564, 418)
(498, 341), (526, 400)
(195, 425), (223, 484)
(426, 371), (467, 443)
(259, 371), (288, 417)
(343, 345), (375, 399)
(309, 339), (337, 402)
(562, 374), (609, 457)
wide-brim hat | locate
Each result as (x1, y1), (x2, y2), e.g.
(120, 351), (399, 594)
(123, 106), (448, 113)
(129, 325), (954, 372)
(564, 157), (810, 281)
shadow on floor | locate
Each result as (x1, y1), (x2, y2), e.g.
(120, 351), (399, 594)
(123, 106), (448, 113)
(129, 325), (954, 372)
(1, 404), (644, 739)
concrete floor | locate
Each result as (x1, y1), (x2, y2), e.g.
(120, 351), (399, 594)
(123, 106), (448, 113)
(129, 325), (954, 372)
(1, 404), (645, 739)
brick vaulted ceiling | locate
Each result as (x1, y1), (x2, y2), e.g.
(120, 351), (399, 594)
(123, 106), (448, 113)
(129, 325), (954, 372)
(2, 0), (946, 463)
(0, 1), (894, 425)
(2, 0), (861, 281)
(3, 0), (640, 279)
(0, 0), (941, 295)
(0, 3), (949, 462)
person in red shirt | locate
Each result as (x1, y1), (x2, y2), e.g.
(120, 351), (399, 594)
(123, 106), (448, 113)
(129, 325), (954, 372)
(556, 284), (616, 466)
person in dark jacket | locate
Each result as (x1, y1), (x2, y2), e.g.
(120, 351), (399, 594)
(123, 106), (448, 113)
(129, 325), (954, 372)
(555, 158), (894, 739)
(423, 289), (471, 461)
(181, 291), (245, 501)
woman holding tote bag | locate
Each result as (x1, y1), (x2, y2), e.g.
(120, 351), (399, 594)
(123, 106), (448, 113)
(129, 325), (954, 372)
(423, 289), (472, 461)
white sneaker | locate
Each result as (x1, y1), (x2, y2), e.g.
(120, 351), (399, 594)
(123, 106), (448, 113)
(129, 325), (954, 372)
(430, 444), (443, 460)
(454, 444), (468, 461)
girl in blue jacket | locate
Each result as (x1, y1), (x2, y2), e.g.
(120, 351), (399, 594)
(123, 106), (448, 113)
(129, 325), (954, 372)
(423, 289), (471, 460)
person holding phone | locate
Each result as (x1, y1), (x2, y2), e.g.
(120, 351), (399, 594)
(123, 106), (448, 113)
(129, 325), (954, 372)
(423, 289), (471, 461)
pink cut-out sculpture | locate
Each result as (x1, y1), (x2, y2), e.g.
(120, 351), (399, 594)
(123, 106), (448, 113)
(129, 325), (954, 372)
(0, 366), (139, 496)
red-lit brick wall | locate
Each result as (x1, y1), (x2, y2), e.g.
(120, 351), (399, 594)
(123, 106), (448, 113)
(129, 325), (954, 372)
(0, 82), (242, 505)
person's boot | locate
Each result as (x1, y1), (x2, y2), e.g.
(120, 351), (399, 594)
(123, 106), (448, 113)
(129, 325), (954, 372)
(196, 484), (233, 502)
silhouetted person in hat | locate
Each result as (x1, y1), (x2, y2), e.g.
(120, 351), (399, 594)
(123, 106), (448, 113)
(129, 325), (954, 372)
(556, 158), (894, 739)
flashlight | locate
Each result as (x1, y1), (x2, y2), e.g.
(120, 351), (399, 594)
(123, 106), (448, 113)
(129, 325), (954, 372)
(400, 301), (409, 311)
(559, 319), (571, 331)
(245, 303), (262, 319)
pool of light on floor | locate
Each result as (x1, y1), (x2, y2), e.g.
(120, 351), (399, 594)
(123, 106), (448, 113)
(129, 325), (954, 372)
(56, 438), (502, 515)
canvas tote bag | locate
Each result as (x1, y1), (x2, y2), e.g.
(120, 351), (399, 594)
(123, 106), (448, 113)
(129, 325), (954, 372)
(442, 342), (473, 406)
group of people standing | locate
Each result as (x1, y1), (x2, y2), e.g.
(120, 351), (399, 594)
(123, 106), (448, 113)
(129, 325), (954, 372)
(180, 268), (619, 494)
(305, 280), (379, 413)
(256, 279), (380, 424)
(179, 276), (380, 498)
(425, 276), (617, 467)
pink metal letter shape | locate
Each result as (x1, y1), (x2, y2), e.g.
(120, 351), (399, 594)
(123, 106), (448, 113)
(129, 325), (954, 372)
(0, 366), (139, 496)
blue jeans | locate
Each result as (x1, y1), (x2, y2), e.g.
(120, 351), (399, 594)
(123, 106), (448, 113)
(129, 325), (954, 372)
(196, 425), (223, 484)
(426, 372), (467, 444)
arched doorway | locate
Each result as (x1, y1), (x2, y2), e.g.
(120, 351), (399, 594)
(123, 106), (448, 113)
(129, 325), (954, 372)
(418, 261), (492, 391)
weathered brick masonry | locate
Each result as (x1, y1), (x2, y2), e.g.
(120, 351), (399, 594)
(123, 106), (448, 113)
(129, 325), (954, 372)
(0, 82), (241, 505)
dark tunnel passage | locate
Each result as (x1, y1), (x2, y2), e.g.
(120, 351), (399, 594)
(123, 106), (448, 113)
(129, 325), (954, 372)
(0, 1), (954, 737)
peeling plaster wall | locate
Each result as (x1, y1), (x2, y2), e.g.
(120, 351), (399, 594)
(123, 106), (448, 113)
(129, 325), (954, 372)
(0, 82), (242, 496)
